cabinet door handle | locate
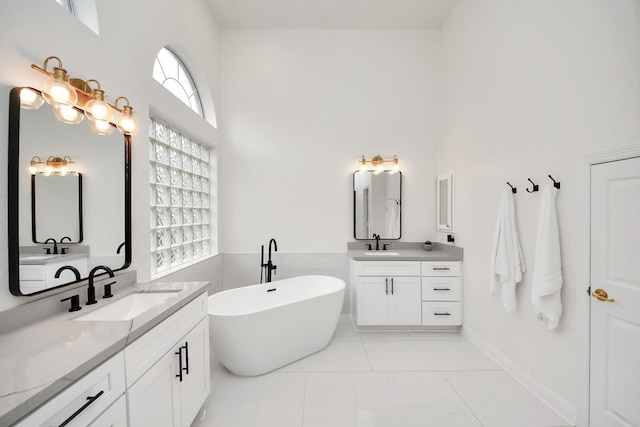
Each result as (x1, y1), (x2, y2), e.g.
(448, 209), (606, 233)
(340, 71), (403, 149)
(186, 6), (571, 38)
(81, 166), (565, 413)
(175, 347), (184, 382)
(385, 278), (388, 295)
(434, 312), (451, 316)
(433, 267), (451, 271)
(391, 278), (394, 295)
(433, 288), (451, 291)
(183, 342), (190, 375)
(57, 390), (104, 427)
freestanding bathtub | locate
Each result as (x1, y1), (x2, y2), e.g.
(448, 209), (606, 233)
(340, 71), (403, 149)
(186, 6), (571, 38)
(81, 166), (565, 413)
(208, 275), (345, 376)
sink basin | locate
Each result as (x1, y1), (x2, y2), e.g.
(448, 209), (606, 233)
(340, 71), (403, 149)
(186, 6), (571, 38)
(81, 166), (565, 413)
(74, 293), (178, 321)
(363, 251), (400, 256)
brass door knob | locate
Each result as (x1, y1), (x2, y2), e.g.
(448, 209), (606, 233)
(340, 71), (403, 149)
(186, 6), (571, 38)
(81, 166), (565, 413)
(592, 288), (616, 303)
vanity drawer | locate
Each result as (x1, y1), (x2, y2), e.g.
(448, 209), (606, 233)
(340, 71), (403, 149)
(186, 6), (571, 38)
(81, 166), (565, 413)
(422, 302), (462, 326)
(421, 261), (460, 276)
(15, 352), (125, 427)
(421, 277), (461, 301)
(19, 264), (45, 280)
(353, 261), (420, 277)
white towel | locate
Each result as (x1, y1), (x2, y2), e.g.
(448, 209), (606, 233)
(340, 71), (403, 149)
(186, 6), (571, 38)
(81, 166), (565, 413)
(531, 185), (563, 330)
(490, 188), (526, 314)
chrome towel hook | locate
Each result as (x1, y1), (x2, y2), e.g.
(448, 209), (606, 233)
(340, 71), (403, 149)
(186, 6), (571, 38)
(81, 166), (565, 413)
(526, 178), (539, 193)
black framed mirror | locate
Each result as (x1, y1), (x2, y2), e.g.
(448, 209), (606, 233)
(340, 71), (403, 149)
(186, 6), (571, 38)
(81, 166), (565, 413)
(353, 171), (402, 240)
(8, 87), (131, 296)
(31, 172), (83, 243)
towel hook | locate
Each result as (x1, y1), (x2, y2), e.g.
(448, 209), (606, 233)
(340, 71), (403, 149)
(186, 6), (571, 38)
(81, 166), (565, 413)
(548, 175), (560, 189)
(506, 182), (517, 193)
(526, 178), (539, 193)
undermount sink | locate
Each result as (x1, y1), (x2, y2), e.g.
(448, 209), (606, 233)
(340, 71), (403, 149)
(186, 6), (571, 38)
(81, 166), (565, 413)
(363, 251), (400, 256)
(74, 292), (179, 321)
(21, 255), (60, 261)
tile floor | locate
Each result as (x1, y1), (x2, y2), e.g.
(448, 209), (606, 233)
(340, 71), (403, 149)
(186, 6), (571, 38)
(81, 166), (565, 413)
(191, 316), (572, 427)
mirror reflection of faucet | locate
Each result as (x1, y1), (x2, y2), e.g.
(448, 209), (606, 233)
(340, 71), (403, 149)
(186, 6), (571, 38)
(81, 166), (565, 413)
(260, 238), (278, 283)
(43, 238), (58, 255)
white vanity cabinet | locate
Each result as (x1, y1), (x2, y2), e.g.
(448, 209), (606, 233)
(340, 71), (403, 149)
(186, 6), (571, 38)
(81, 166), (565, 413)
(14, 352), (126, 427)
(421, 261), (462, 326)
(353, 261), (422, 326)
(19, 256), (88, 293)
(126, 292), (210, 427)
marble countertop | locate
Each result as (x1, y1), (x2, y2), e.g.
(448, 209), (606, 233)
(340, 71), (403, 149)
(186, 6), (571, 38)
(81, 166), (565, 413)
(19, 253), (88, 265)
(348, 248), (462, 261)
(0, 280), (209, 426)
(347, 241), (463, 261)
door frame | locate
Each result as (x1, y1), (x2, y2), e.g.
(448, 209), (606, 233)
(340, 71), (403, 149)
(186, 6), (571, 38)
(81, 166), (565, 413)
(578, 143), (640, 426)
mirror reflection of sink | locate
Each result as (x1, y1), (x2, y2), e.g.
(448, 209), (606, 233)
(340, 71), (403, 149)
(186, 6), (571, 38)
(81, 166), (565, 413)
(74, 292), (179, 322)
(363, 251), (400, 256)
(21, 255), (60, 261)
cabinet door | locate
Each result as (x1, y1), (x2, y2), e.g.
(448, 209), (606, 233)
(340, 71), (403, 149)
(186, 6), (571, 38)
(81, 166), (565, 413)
(357, 277), (390, 325)
(88, 395), (127, 427)
(388, 277), (422, 325)
(179, 318), (210, 427)
(127, 348), (180, 427)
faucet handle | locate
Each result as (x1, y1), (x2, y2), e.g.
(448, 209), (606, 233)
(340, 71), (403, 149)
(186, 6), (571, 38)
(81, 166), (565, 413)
(103, 281), (116, 298)
(60, 247), (68, 255)
(383, 243), (391, 251)
(365, 244), (372, 250)
(43, 247), (51, 255)
(61, 295), (82, 312)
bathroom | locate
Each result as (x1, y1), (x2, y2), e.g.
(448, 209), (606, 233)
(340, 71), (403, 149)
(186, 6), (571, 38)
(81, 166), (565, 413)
(1, 0), (639, 426)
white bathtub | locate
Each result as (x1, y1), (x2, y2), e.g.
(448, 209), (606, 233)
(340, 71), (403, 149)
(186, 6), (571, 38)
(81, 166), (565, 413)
(208, 275), (345, 376)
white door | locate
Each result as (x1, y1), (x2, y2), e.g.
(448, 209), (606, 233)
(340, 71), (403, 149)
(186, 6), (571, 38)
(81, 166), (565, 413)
(590, 156), (640, 426)
(388, 277), (422, 325)
(356, 277), (390, 325)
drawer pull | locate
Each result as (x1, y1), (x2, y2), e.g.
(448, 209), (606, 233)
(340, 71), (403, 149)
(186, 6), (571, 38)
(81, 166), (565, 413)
(391, 278), (394, 295)
(434, 312), (451, 316)
(433, 267), (451, 271)
(433, 288), (451, 291)
(385, 278), (388, 295)
(58, 390), (104, 427)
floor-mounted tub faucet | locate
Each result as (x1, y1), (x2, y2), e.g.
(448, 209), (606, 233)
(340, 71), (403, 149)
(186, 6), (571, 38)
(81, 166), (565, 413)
(260, 238), (278, 283)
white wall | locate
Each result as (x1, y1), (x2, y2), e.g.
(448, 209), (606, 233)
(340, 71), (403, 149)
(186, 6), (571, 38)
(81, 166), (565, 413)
(0, 0), (222, 311)
(218, 29), (441, 253)
(440, 0), (640, 414)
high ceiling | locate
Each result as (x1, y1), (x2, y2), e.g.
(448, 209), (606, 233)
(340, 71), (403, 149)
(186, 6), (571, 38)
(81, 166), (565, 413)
(207, 0), (458, 29)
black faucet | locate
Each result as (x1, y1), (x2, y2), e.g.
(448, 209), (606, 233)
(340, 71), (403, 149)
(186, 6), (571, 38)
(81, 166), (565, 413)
(55, 265), (81, 282)
(372, 233), (381, 250)
(59, 236), (71, 254)
(260, 238), (278, 283)
(87, 265), (114, 305)
(44, 238), (58, 255)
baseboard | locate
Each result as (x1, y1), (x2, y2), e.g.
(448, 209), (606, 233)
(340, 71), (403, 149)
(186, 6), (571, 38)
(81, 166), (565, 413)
(460, 325), (577, 426)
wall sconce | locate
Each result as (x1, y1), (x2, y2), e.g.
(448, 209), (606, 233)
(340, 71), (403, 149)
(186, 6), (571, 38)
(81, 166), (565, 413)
(28, 56), (140, 136)
(29, 156), (76, 176)
(358, 155), (400, 174)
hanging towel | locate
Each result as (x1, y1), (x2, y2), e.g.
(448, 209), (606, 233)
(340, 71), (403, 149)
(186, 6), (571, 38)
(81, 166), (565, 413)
(531, 185), (563, 330)
(386, 199), (399, 236)
(490, 188), (526, 314)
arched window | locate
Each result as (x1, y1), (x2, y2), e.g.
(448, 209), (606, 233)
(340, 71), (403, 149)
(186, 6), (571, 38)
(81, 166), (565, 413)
(153, 47), (204, 117)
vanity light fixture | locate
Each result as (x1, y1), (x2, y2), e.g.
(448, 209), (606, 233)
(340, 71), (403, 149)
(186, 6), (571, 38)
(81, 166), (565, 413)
(29, 55), (140, 136)
(358, 155), (400, 174)
(29, 155), (76, 176)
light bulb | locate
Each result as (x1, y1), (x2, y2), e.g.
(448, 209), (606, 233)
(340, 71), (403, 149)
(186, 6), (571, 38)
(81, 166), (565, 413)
(44, 165), (53, 176)
(85, 89), (113, 122)
(60, 165), (69, 176)
(42, 68), (78, 106)
(117, 106), (140, 135)
(28, 164), (38, 174)
(90, 119), (115, 135)
(53, 105), (84, 124)
(20, 88), (44, 109)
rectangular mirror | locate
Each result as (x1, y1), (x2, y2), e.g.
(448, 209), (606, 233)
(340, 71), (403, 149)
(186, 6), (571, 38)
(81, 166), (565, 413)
(353, 171), (401, 240)
(437, 172), (453, 232)
(32, 172), (83, 243)
(8, 87), (131, 296)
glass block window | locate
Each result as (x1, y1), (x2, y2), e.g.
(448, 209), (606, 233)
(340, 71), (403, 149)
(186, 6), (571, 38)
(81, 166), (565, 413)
(153, 47), (203, 117)
(150, 117), (216, 276)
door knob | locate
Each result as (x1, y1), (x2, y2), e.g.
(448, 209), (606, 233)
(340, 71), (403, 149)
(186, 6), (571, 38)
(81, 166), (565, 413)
(592, 288), (615, 303)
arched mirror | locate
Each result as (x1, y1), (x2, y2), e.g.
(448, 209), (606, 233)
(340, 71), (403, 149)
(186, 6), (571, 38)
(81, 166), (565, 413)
(8, 87), (131, 296)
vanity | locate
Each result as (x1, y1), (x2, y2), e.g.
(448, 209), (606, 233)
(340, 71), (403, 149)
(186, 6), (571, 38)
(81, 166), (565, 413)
(0, 277), (210, 427)
(349, 243), (463, 330)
